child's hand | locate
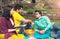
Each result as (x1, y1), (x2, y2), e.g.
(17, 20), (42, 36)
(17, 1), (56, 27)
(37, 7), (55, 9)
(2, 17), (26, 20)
(39, 30), (45, 34)
(8, 29), (16, 32)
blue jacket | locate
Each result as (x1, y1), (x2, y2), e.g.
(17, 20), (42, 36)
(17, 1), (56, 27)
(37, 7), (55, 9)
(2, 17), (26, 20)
(34, 16), (54, 39)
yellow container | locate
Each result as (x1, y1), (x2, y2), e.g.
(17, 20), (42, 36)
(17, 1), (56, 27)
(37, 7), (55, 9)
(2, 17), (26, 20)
(24, 29), (35, 35)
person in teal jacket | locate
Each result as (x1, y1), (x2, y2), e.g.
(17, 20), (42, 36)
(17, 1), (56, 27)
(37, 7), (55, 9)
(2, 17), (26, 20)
(34, 10), (54, 39)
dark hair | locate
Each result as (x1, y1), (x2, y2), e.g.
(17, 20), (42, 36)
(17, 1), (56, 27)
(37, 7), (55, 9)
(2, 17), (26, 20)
(14, 3), (23, 11)
(35, 10), (42, 16)
(3, 5), (13, 20)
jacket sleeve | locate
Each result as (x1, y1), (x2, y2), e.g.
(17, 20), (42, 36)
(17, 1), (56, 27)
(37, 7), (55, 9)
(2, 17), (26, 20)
(44, 16), (52, 31)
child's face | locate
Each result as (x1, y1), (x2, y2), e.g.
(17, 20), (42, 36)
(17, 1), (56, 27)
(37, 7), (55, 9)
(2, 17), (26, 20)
(17, 8), (23, 13)
(35, 12), (41, 19)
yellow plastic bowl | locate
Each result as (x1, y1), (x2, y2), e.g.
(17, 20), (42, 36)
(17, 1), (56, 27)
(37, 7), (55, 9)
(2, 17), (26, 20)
(24, 29), (35, 35)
